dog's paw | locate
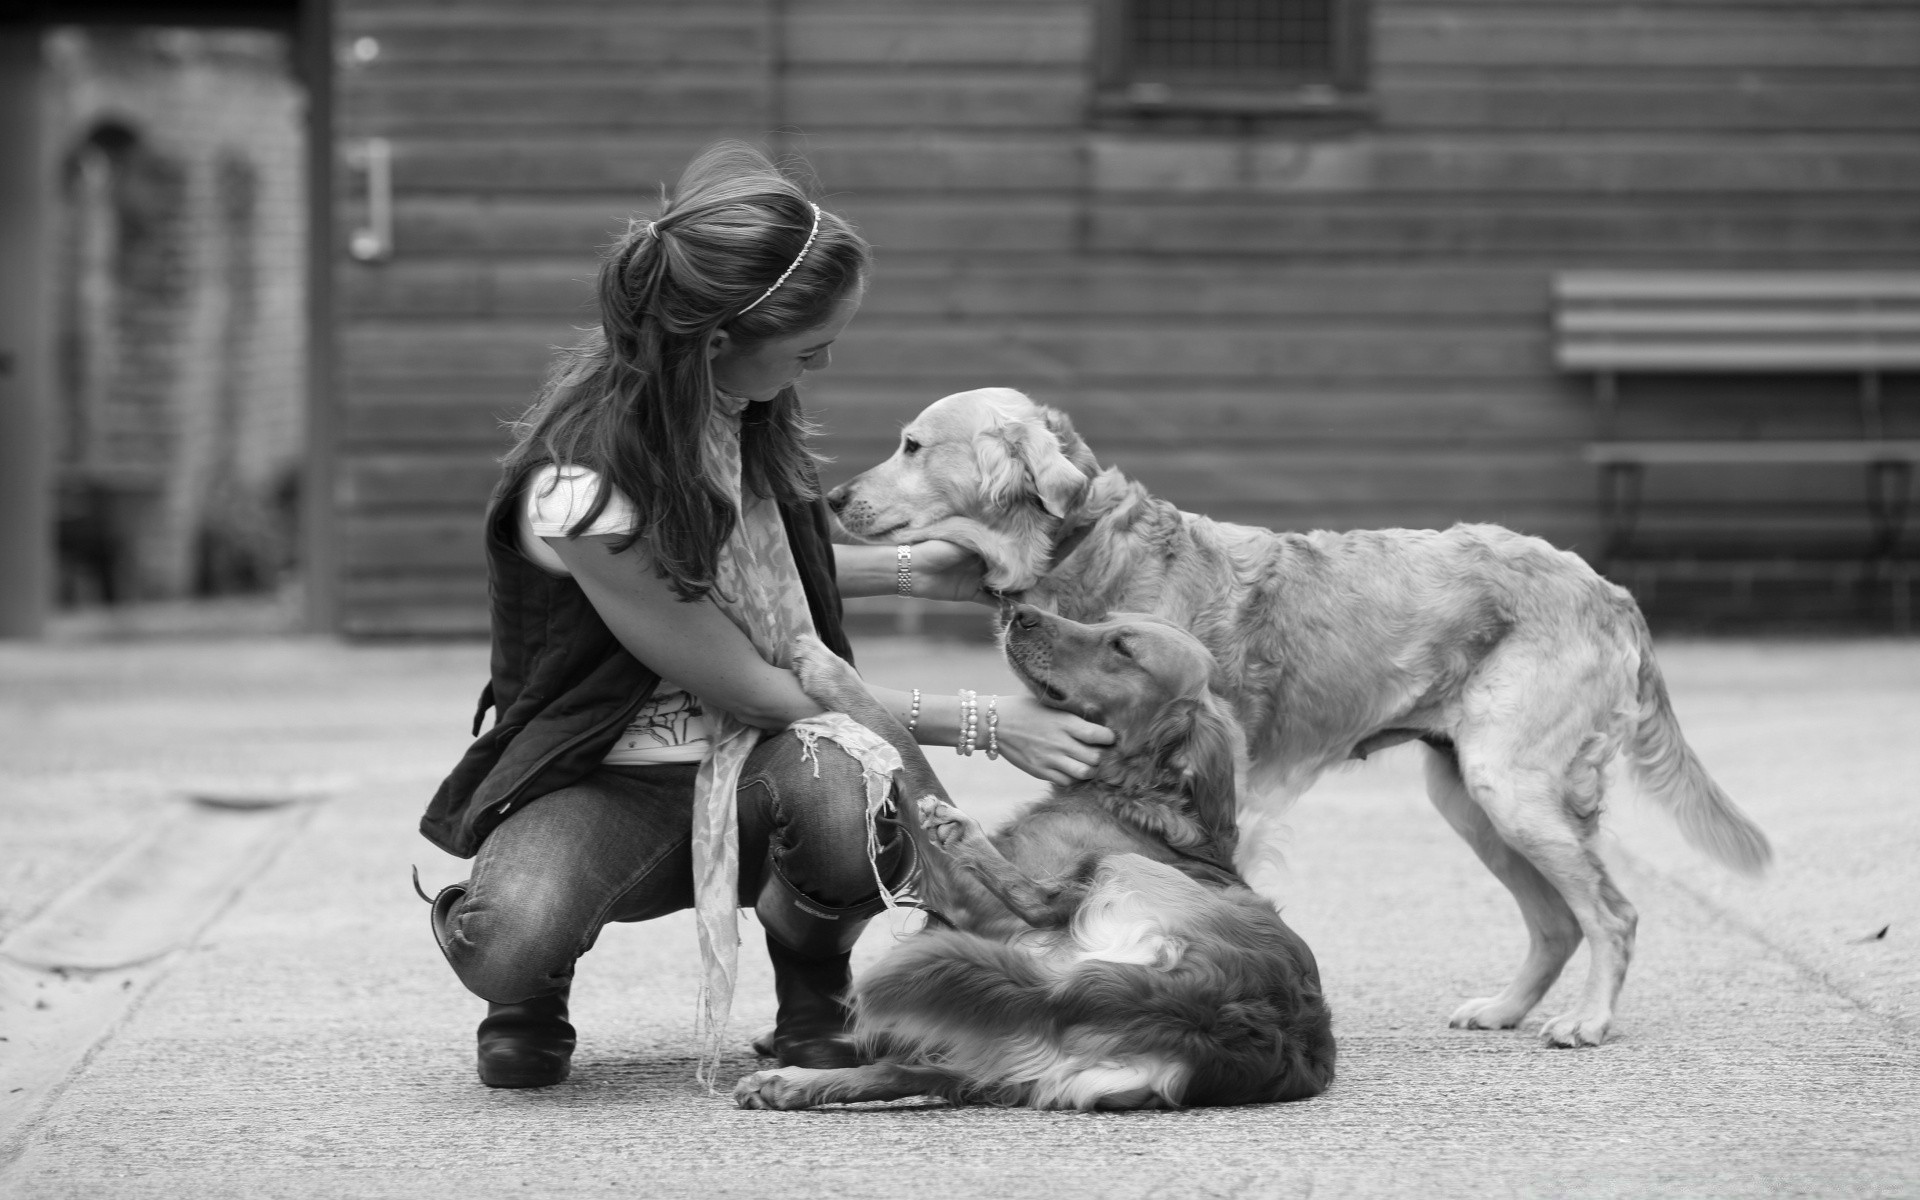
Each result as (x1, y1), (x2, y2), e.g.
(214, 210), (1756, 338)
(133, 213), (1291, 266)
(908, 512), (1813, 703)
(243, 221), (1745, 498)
(1537, 1010), (1611, 1048)
(916, 795), (977, 849)
(788, 635), (865, 708)
(733, 1066), (827, 1110)
(1447, 996), (1527, 1031)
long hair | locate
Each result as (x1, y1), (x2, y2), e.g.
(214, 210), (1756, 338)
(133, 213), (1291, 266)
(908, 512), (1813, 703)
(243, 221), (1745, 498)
(502, 142), (870, 601)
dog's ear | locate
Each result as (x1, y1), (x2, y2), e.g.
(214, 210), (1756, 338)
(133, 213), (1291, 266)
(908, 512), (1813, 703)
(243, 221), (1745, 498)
(979, 415), (1088, 519)
(1121, 693), (1243, 859)
(1038, 405), (1100, 481)
(1169, 692), (1243, 860)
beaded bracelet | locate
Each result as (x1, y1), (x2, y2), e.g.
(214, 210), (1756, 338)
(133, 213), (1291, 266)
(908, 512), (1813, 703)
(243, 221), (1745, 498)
(957, 689), (977, 756)
(907, 687), (921, 735)
(984, 694), (1000, 760)
(895, 544), (913, 597)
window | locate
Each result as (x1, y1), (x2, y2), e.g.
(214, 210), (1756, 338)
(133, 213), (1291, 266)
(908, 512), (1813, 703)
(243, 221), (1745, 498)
(1096, 0), (1370, 118)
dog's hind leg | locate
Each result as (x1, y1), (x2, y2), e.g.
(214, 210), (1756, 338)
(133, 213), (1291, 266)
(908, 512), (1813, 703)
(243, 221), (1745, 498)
(1441, 737), (1637, 1048)
(733, 1062), (975, 1110)
(1423, 742), (1585, 1035)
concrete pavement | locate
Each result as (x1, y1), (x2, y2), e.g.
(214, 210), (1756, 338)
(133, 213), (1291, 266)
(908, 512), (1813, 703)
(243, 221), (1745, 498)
(0, 632), (1916, 1198)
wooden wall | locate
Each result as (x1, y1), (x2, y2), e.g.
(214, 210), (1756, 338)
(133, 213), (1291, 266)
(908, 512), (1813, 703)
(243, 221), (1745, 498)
(331, 0), (1920, 635)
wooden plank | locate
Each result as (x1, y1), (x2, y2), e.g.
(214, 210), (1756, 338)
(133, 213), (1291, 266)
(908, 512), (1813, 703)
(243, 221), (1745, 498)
(1558, 343), (1920, 371)
(801, 324), (1550, 382)
(388, 135), (716, 193)
(806, 380), (1593, 446)
(339, 601), (489, 640)
(1380, 73), (1920, 133)
(341, 515), (489, 572)
(348, 254), (1564, 324)
(1561, 313), (1920, 335)
(367, 197), (1078, 256)
(1586, 440), (1920, 465)
(341, 402), (524, 449)
(382, 132), (1083, 194)
(341, 369), (555, 408)
(338, 12), (767, 66)
(783, 9), (1089, 66)
(345, 257), (1555, 322)
(1090, 134), (1920, 196)
(1088, 197), (1920, 259)
(1557, 272), (1920, 301)
(342, 322), (571, 380)
(1377, 11), (1920, 69)
(343, 319), (1551, 383)
(341, 74), (770, 130)
(1100, 447), (1593, 508)
(860, 260), (1552, 318)
(784, 70), (1086, 128)
(798, 134), (1085, 191)
(337, 453), (500, 513)
(340, 259), (599, 318)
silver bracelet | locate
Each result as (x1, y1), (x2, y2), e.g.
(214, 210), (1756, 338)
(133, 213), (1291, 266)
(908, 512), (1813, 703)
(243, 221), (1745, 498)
(907, 687), (921, 735)
(957, 689), (977, 756)
(895, 544), (913, 597)
(985, 695), (999, 760)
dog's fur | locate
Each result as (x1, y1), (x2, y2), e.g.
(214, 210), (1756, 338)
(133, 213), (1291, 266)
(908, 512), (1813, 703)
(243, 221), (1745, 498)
(733, 611), (1335, 1111)
(825, 387), (1773, 1048)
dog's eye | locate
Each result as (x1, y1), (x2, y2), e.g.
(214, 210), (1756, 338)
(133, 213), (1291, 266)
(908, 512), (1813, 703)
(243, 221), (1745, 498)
(902, 436), (921, 455)
(1110, 636), (1133, 659)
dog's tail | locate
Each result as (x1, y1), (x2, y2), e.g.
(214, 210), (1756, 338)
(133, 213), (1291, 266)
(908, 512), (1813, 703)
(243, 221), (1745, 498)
(1624, 614), (1772, 876)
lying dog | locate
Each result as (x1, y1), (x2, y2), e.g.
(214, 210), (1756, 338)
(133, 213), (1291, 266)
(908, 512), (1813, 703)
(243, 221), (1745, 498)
(826, 386), (1773, 1048)
(733, 608), (1335, 1111)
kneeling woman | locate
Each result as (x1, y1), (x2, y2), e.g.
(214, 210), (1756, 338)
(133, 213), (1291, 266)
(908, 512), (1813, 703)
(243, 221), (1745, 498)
(419, 144), (1114, 1088)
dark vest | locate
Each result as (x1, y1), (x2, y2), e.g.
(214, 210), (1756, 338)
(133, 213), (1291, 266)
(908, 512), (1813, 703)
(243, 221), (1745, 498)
(419, 464), (853, 858)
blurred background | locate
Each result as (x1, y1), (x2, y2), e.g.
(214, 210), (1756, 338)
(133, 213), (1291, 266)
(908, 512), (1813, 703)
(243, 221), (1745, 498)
(1, 0), (1917, 641)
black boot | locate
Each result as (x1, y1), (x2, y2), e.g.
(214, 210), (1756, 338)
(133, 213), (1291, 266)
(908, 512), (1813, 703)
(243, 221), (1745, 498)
(754, 865), (883, 1070)
(764, 937), (863, 1069)
(475, 991), (575, 1089)
(425, 877), (575, 1089)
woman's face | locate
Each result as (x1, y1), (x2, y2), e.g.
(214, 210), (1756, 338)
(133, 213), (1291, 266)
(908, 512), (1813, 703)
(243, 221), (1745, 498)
(708, 292), (862, 403)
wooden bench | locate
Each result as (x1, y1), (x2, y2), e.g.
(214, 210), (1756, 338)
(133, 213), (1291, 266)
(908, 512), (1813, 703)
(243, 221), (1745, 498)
(1552, 271), (1920, 568)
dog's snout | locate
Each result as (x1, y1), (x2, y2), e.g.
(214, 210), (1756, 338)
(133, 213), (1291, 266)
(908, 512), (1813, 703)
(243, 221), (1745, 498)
(1012, 605), (1042, 630)
(825, 483), (850, 514)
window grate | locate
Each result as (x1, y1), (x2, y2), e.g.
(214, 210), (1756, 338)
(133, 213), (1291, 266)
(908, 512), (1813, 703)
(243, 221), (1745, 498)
(1128, 0), (1336, 77)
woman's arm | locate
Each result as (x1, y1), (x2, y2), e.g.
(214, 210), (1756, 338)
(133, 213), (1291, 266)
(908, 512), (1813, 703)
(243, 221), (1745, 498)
(554, 534), (1112, 780)
(861, 683), (1112, 786)
(836, 540), (989, 604)
(550, 534), (823, 730)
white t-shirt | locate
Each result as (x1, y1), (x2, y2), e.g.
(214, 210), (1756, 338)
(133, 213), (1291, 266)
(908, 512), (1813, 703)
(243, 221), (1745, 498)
(520, 464), (710, 766)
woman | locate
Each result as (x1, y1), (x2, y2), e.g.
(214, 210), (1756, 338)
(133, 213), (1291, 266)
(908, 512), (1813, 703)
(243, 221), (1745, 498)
(419, 143), (1113, 1090)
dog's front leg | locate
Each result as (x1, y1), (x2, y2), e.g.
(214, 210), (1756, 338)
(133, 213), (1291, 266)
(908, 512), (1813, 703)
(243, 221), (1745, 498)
(733, 1063), (974, 1110)
(917, 796), (1082, 928)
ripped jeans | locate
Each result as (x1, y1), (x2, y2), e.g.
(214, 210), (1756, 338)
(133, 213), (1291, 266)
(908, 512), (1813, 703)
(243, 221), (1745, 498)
(438, 727), (906, 1005)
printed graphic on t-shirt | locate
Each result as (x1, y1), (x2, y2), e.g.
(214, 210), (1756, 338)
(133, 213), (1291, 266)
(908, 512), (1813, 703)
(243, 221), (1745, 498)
(621, 689), (704, 752)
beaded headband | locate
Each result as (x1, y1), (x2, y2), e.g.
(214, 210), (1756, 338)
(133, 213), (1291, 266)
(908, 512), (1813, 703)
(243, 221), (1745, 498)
(735, 202), (823, 316)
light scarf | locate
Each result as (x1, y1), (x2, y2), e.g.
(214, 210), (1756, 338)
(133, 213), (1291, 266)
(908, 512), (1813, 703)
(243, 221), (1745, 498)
(687, 397), (905, 1090)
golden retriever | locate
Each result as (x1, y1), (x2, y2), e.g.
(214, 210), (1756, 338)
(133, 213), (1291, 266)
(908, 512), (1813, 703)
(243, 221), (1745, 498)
(824, 387), (1772, 1048)
(733, 609), (1335, 1110)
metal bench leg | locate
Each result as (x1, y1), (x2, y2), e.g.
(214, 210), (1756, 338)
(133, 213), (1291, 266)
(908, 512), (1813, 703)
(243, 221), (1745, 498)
(1599, 461), (1644, 573)
(1867, 460), (1912, 560)
(1867, 461), (1913, 629)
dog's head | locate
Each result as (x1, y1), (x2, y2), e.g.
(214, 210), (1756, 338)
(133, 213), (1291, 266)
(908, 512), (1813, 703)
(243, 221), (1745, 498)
(1002, 604), (1242, 861)
(826, 388), (1098, 592)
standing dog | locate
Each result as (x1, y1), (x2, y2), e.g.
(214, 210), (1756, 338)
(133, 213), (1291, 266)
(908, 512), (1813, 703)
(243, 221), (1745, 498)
(733, 609), (1335, 1110)
(826, 387), (1771, 1048)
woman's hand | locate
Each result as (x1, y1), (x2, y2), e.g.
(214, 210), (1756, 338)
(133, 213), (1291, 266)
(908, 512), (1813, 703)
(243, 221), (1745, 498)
(905, 539), (991, 605)
(988, 692), (1114, 785)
